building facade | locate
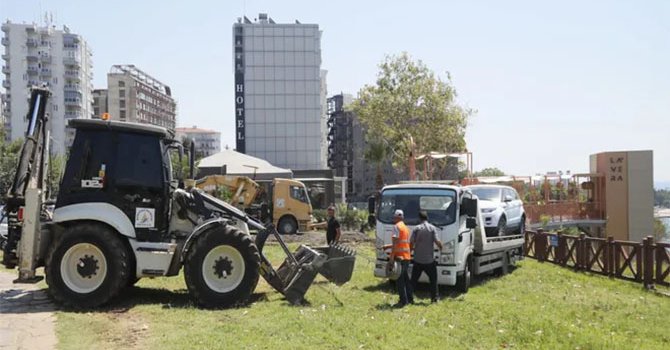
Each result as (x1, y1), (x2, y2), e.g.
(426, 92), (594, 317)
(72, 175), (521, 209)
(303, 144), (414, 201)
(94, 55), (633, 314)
(97, 65), (177, 131)
(92, 89), (107, 118)
(175, 126), (221, 158)
(233, 13), (326, 170)
(1, 21), (93, 154)
(327, 93), (399, 202)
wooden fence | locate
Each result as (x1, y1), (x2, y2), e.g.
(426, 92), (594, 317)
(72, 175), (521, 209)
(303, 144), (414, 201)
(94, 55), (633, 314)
(524, 229), (670, 289)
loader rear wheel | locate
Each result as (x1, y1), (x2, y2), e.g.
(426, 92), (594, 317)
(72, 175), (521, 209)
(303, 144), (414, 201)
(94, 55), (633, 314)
(45, 223), (130, 308)
(184, 225), (260, 308)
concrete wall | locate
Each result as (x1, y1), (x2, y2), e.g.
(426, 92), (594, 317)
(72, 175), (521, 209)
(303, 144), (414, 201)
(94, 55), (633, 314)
(627, 151), (653, 242)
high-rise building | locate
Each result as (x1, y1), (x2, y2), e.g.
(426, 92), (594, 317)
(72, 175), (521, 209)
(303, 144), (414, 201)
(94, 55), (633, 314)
(1, 20), (93, 154)
(327, 94), (399, 202)
(233, 13), (327, 170)
(92, 89), (107, 118)
(175, 126), (222, 158)
(97, 65), (177, 131)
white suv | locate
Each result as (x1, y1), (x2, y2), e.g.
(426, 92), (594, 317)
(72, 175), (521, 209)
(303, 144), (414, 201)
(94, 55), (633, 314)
(465, 185), (526, 237)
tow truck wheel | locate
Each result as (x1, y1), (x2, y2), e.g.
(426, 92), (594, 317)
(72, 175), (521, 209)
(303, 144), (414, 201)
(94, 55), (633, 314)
(457, 255), (472, 293)
(45, 223), (130, 308)
(184, 225), (260, 308)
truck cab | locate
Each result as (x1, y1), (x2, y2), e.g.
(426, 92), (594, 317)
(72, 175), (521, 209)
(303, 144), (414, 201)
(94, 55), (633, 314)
(371, 183), (524, 292)
(271, 179), (312, 234)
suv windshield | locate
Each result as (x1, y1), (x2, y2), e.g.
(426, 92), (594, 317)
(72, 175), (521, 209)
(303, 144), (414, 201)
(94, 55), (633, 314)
(470, 187), (502, 202)
(378, 188), (456, 226)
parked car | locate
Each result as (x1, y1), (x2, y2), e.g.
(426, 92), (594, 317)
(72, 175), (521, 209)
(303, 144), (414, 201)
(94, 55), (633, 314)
(465, 185), (526, 237)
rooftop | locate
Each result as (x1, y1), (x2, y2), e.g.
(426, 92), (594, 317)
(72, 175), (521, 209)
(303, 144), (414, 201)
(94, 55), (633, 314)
(175, 126), (219, 134)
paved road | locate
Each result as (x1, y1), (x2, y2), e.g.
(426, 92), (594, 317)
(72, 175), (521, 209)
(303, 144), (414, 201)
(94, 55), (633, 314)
(0, 272), (56, 350)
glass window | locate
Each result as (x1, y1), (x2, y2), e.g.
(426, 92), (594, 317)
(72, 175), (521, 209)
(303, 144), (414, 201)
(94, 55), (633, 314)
(118, 81), (125, 87)
(290, 185), (310, 204)
(470, 187), (502, 202)
(378, 188), (457, 226)
(119, 89), (125, 98)
(115, 133), (163, 189)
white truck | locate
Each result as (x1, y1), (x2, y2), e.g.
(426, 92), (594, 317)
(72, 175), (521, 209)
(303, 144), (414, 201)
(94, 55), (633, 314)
(368, 183), (525, 292)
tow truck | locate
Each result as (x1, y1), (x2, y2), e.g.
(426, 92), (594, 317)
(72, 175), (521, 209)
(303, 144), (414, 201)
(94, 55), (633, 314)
(368, 183), (524, 292)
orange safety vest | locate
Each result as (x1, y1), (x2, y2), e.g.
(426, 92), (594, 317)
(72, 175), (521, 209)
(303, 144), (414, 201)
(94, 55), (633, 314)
(392, 221), (411, 261)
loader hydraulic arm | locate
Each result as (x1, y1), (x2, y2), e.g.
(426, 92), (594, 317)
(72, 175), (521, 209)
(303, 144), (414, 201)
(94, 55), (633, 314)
(2, 87), (51, 270)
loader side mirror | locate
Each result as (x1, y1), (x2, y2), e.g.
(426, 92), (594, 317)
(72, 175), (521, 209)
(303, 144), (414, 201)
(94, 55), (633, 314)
(466, 217), (477, 229)
(461, 197), (477, 217)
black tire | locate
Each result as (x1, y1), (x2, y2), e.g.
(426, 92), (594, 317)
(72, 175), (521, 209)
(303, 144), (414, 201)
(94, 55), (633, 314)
(516, 216), (526, 235)
(277, 216), (298, 235)
(184, 224), (260, 308)
(456, 255), (472, 293)
(45, 222), (130, 309)
(497, 216), (507, 236)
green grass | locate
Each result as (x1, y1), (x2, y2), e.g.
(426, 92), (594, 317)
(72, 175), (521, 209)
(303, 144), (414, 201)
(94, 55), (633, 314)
(46, 242), (670, 349)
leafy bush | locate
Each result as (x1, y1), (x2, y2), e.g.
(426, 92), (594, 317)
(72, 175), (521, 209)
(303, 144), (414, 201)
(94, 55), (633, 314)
(335, 203), (369, 231)
(312, 209), (328, 223)
(540, 214), (551, 228)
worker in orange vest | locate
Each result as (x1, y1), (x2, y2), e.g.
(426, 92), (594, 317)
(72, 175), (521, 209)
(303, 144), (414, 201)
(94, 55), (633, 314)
(386, 209), (414, 307)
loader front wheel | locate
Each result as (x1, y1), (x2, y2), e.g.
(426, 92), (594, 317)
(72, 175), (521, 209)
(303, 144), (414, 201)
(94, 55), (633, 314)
(45, 223), (130, 308)
(184, 225), (260, 308)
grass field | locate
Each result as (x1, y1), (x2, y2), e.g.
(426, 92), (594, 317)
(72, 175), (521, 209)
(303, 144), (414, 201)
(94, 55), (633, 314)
(49, 240), (670, 350)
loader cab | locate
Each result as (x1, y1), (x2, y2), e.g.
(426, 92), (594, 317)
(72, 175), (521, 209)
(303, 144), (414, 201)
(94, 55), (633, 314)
(57, 119), (173, 242)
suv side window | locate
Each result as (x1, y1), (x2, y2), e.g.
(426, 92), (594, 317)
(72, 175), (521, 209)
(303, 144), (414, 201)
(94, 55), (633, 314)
(115, 133), (163, 189)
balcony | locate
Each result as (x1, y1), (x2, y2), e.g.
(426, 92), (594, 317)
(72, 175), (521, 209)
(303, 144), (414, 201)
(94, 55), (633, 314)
(39, 54), (51, 63)
(1, 54), (8, 60)
(2, 80), (9, 88)
(27, 65), (38, 75)
(64, 111), (82, 119)
(40, 68), (51, 76)
(63, 84), (80, 92)
(1, 38), (8, 46)
(62, 56), (80, 66)
(27, 80), (38, 87)
(26, 53), (37, 61)
(1, 23), (9, 33)
(1, 66), (8, 74)
(64, 70), (80, 79)
(64, 97), (82, 107)
(26, 38), (38, 47)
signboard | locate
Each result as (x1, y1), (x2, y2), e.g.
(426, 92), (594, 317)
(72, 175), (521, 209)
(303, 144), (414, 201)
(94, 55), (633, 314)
(234, 27), (246, 153)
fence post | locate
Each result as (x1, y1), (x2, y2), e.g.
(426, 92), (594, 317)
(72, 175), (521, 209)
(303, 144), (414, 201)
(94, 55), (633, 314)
(536, 229), (545, 262)
(614, 241), (621, 278)
(643, 236), (654, 289)
(577, 233), (586, 270)
(605, 236), (614, 277)
(557, 231), (565, 265)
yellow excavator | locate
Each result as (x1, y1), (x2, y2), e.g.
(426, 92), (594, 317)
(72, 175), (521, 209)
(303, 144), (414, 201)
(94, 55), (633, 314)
(196, 175), (312, 234)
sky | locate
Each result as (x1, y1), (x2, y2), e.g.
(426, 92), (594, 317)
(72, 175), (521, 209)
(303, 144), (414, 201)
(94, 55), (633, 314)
(2, 0), (669, 183)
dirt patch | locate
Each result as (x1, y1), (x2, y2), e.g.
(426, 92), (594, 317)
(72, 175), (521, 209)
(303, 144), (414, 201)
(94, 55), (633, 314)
(265, 230), (374, 246)
(97, 308), (150, 350)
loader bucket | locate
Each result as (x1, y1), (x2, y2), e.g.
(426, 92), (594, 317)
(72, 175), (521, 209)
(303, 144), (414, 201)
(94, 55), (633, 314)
(254, 226), (357, 305)
(276, 245), (327, 305)
(314, 244), (356, 285)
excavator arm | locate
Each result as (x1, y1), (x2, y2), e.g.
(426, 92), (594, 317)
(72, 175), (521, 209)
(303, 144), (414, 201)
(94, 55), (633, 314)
(2, 87), (51, 281)
(195, 175), (261, 208)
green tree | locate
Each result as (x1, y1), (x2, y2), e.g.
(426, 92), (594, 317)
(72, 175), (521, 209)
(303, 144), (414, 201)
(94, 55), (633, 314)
(474, 167), (506, 177)
(364, 138), (387, 191)
(46, 154), (66, 199)
(0, 138), (23, 201)
(351, 52), (473, 173)
(654, 218), (667, 241)
(654, 189), (670, 208)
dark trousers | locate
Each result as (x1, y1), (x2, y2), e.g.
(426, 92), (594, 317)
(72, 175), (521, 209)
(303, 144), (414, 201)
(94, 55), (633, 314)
(410, 261), (438, 301)
(396, 260), (413, 305)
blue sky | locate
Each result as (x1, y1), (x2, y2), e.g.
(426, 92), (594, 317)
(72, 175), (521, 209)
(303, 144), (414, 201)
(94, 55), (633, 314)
(2, 0), (669, 183)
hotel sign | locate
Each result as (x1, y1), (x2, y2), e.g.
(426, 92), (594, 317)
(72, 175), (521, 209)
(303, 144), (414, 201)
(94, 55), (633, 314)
(234, 27), (245, 153)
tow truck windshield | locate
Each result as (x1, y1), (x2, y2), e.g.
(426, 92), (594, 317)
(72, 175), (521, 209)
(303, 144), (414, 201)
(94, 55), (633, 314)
(378, 188), (457, 226)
